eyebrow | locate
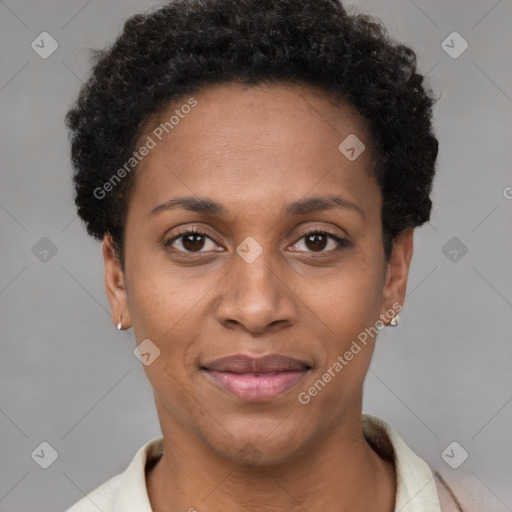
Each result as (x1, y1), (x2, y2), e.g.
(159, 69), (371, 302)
(149, 195), (365, 220)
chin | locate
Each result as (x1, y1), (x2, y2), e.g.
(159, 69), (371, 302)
(203, 415), (312, 467)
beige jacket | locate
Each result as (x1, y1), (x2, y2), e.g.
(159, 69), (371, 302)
(66, 414), (466, 511)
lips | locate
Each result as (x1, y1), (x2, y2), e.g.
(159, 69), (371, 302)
(202, 354), (311, 402)
(205, 354), (309, 373)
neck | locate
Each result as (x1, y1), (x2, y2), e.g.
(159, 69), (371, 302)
(146, 407), (396, 512)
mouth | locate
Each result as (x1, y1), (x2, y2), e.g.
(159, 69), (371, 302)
(201, 354), (311, 402)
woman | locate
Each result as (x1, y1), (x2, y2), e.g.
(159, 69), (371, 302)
(64, 0), (461, 510)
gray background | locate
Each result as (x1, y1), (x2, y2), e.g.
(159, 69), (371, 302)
(1, 0), (511, 511)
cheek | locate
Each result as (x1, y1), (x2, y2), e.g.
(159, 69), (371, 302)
(295, 269), (383, 422)
(125, 254), (223, 400)
(306, 257), (385, 340)
(126, 253), (218, 339)
(125, 260), (207, 412)
(298, 252), (384, 390)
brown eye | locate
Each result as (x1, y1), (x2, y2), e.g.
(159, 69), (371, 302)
(305, 233), (329, 252)
(182, 233), (206, 252)
(165, 229), (221, 253)
(290, 231), (348, 254)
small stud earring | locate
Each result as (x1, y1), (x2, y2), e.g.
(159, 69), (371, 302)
(390, 314), (400, 327)
(117, 315), (122, 330)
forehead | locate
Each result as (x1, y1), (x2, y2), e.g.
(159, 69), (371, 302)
(143, 81), (370, 158)
(131, 82), (379, 221)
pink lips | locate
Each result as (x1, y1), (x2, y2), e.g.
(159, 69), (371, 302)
(203, 354), (310, 402)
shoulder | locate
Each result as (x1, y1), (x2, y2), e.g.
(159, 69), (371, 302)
(65, 473), (122, 512)
(64, 436), (164, 512)
(362, 416), (495, 512)
(362, 415), (441, 511)
(434, 470), (499, 512)
(434, 471), (464, 512)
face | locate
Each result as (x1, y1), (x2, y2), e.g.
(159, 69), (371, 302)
(104, 82), (412, 465)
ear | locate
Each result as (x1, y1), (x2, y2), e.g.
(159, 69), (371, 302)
(102, 234), (131, 330)
(380, 228), (414, 325)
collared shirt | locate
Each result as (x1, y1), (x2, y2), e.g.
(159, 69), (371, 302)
(65, 414), (450, 511)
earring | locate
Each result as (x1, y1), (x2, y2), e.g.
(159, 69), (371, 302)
(390, 314), (400, 327)
(117, 314), (122, 330)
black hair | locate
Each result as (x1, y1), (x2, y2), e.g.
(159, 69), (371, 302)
(65, 0), (438, 264)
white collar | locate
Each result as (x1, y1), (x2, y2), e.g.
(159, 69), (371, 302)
(362, 414), (442, 511)
(70, 414), (442, 511)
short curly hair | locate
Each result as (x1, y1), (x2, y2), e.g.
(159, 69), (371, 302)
(65, 0), (438, 264)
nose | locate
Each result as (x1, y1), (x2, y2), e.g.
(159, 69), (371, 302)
(215, 250), (299, 334)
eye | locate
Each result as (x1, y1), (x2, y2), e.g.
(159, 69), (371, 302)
(164, 228), (223, 253)
(164, 228), (349, 255)
(289, 230), (349, 254)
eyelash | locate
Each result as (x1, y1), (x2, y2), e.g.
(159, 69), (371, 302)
(164, 227), (349, 255)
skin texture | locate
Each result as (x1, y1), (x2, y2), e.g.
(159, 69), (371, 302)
(102, 82), (414, 512)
